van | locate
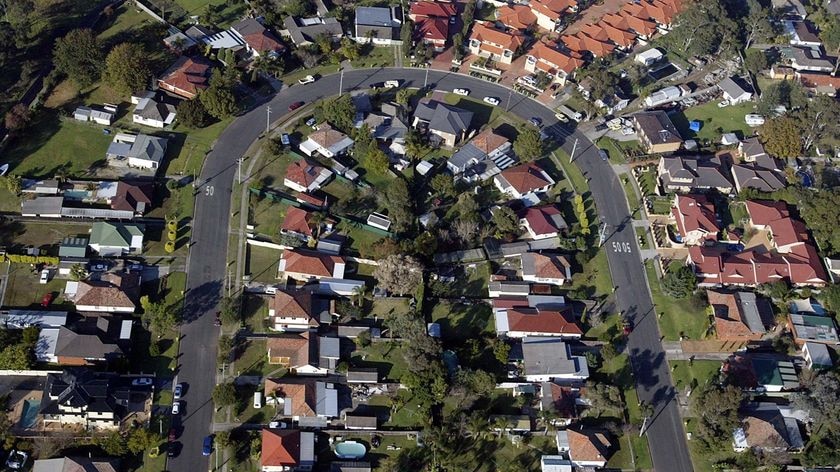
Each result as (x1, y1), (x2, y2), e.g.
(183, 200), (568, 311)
(384, 80), (400, 88)
(253, 391), (262, 409)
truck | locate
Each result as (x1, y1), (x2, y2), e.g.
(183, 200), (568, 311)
(556, 104), (583, 122)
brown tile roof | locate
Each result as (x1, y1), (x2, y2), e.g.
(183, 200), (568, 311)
(470, 129), (509, 154)
(309, 124), (349, 149)
(111, 181), (153, 213)
(506, 307), (581, 335)
(72, 273), (140, 309)
(530, 253), (571, 279)
(470, 22), (525, 51)
(269, 290), (318, 324)
(417, 17), (449, 42)
(285, 160), (328, 189)
(261, 429), (300, 467)
(410, 1), (457, 18)
(244, 30), (285, 54)
(568, 429), (612, 463)
(281, 249), (344, 278)
(742, 415), (789, 449)
(497, 5), (538, 30)
(798, 72), (840, 89)
(264, 379), (316, 417)
(157, 56), (211, 99)
(547, 383), (578, 418)
(267, 332), (311, 365)
(607, 11), (657, 36)
(707, 291), (763, 340)
(499, 162), (553, 194)
(281, 207), (314, 237)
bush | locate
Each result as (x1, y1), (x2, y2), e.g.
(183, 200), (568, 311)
(167, 230), (177, 241)
(165, 241), (175, 253)
(148, 341), (161, 357)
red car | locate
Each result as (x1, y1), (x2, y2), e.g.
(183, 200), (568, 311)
(168, 428), (177, 442)
(40, 293), (54, 307)
(288, 101), (304, 111)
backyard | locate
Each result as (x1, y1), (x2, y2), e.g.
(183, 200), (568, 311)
(645, 261), (710, 341)
(245, 245), (283, 284)
(672, 101), (756, 144)
(669, 360), (722, 392)
(349, 341), (410, 383)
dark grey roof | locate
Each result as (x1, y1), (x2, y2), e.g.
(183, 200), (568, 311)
(331, 462), (372, 472)
(136, 98), (176, 122)
(487, 281), (531, 295)
(53, 326), (123, 360)
(40, 369), (119, 417)
(735, 292), (767, 334)
(346, 368), (379, 383)
(659, 155), (734, 190)
(787, 47), (835, 69)
(414, 100), (473, 135)
(740, 137), (767, 159)
(355, 7), (399, 26)
(283, 16), (343, 45)
(521, 336), (579, 376)
(344, 414), (377, 429)
(633, 111), (683, 145)
(185, 25), (215, 41)
(21, 196), (64, 215)
(232, 18), (266, 36)
(319, 336), (340, 359)
(315, 381), (338, 417)
(719, 77), (751, 98)
(732, 161), (786, 192)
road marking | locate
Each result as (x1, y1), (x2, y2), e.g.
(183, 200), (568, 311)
(611, 241), (632, 254)
(205, 185), (214, 196)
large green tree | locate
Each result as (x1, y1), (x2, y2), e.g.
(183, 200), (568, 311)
(104, 43), (151, 96)
(666, 0), (739, 57)
(691, 384), (744, 451)
(513, 126), (544, 162)
(759, 116), (801, 159)
(379, 178), (413, 232)
(320, 94), (356, 134)
(53, 28), (104, 87)
(492, 206), (520, 238)
(177, 99), (211, 128)
(200, 69), (238, 119)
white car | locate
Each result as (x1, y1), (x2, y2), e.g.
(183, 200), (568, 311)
(384, 80), (400, 88)
(298, 75), (316, 85)
(483, 96), (500, 106)
(6, 450), (28, 470)
(171, 401), (181, 415)
(453, 88), (470, 96)
(39, 269), (49, 284)
(717, 100), (730, 108)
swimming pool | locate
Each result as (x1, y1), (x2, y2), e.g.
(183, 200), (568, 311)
(334, 441), (366, 459)
(19, 399), (40, 429)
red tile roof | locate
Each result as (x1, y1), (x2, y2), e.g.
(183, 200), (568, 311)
(470, 22), (525, 52)
(609, 10), (657, 36)
(561, 32), (615, 56)
(267, 332), (311, 365)
(261, 429), (300, 467)
(264, 380), (317, 417)
(471, 129), (509, 154)
(568, 429), (612, 463)
(499, 162), (554, 194)
(707, 291), (763, 340)
(281, 249), (343, 278)
(528, 42), (584, 75)
(497, 5), (538, 30)
(530, 0), (577, 21)
(522, 204), (566, 236)
(244, 30), (285, 54)
(492, 297), (531, 310)
(409, 1), (457, 18)
(269, 290), (317, 324)
(281, 207), (314, 237)
(671, 194), (719, 241)
(285, 160), (327, 189)
(745, 200), (789, 227)
(506, 307), (581, 335)
(157, 56), (212, 99)
(528, 252), (572, 280)
(797, 72), (840, 90)
(417, 17), (449, 42)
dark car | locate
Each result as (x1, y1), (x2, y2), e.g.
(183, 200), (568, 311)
(598, 149), (609, 161)
(529, 117), (542, 127)
(622, 318), (634, 335)
(41, 293), (54, 307)
(369, 82), (385, 89)
(168, 428), (177, 442)
(214, 312), (221, 326)
(288, 101), (304, 111)
(167, 442), (180, 458)
(202, 436), (213, 456)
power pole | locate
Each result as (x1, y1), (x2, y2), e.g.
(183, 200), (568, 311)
(598, 220), (608, 247)
(339, 68), (344, 96)
(505, 88), (513, 112)
(265, 105), (271, 134)
(237, 157), (244, 185)
(569, 138), (579, 162)
(423, 66), (429, 88)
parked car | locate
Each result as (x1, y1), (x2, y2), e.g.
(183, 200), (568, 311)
(202, 436), (213, 456)
(598, 149), (609, 161)
(280, 133), (290, 146)
(167, 442), (180, 458)
(214, 312), (221, 326)
(369, 82), (385, 89)
(483, 96), (500, 106)
(298, 75), (316, 85)
(6, 450), (28, 470)
(717, 100), (730, 108)
(288, 101), (304, 111)
(268, 421), (288, 429)
(554, 113), (569, 123)
(453, 88), (470, 96)
(90, 263), (107, 272)
(132, 377), (153, 387)
(306, 117), (317, 129)
(174, 383), (183, 399)
(529, 117), (542, 127)
(171, 401), (181, 415)
(128, 264), (144, 271)
(384, 80), (400, 88)
(40, 293), (53, 307)
(39, 269), (49, 284)
(168, 428), (177, 441)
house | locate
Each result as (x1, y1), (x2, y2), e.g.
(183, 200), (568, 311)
(493, 162), (555, 204)
(37, 315), (132, 365)
(106, 133), (168, 170)
(32, 457), (120, 472)
(803, 341), (833, 369)
(524, 42), (584, 86)
(39, 370), (123, 430)
(521, 252), (572, 286)
(605, 10), (657, 39)
(636, 48), (664, 66)
(267, 332), (339, 374)
(263, 379), (338, 422)
(671, 194), (719, 245)
(495, 306), (581, 338)
(261, 428), (316, 471)
(163, 27), (198, 52)
(555, 429), (613, 468)
(67, 272), (140, 313)
(731, 155), (786, 193)
(732, 410), (804, 452)
(797, 71), (840, 94)
(267, 290), (323, 331)
(497, 5), (537, 30)
(738, 137), (768, 161)
(708, 291), (767, 341)
(281, 207), (317, 240)
(560, 32), (615, 58)
(580, 23), (635, 50)
(300, 124), (354, 158)
(447, 128), (514, 179)
(540, 382), (581, 425)
(88, 222), (144, 256)
(282, 16), (343, 47)
(786, 47), (835, 73)
(785, 20), (822, 48)
(746, 200), (813, 253)
(73, 106), (115, 125)
(110, 181), (154, 215)
(788, 312), (839, 344)
(412, 99), (473, 148)
(230, 18), (286, 59)
(658, 154), (734, 194)
(468, 22), (524, 65)
(59, 237), (88, 258)
(622, 0), (682, 29)
(284, 160), (333, 193)
(719, 77), (753, 104)
(157, 56), (212, 99)
(724, 354), (800, 392)
(529, 0), (577, 31)
(540, 455), (572, 472)
(354, 7), (402, 45)
(518, 336), (589, 382)
(279, 249), (346, 281)
(132, 96), (176, 129)
(410, 1), (457, 51)
(520, 205), (568, 239)
(633, 111), (683, 154)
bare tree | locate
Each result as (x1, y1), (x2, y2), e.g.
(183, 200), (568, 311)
(453, 219), (478, 245)
(373, 254), (424, 296)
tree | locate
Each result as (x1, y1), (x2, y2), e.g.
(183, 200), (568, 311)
(374, 254), (424, 295)
(759, 116), (801, 158)
(430, 174), (456, 198)
(413, 231), (438, 257)
(126, 428), (160, 454)
(461, 1), (475, 36)
(97, 431), (128, 456)
(140, 296), (180, 336)
(820, 284), (840, 313)
(219, 294), (241, 325)
(744, 48), (769, 75)
(366, 147), (390, 175)
(757, 80), (807, 116)
(584, 382), (624, 418)
(691, 384), (743, 450)
(177, 99), (211, 128)
(396, 88), (413, 107)
(601, 343), (618, 362)
(666, 0), (739, 57)
(759, 280), (791, 301)
(818, 13), (840, 75)
(321, 94), (356, 133)
(662, 264), (696, 298)
(793, 95), (840, 153)
(215, 430), (231, 450)
(212, 383), (237, 408)
(453, 218), (478, 245)
(455, 193), (479, 223)
(492, 339), (510, 363)
(0, 343), (32, 370)
(200, 70), (237, 119)
(104, 43), (151, 96)
(295, 46), (321, 68)
(584, 61), (619, 103)
(513, 126), (543, 161)
(793, 373), (840, 431)
(379, 178), (413, 232)
(339, 36), (361, 61)
(53, 28), (103, 87)
(4, 103), (31, 133)
(742, 0), (775, 49)
(492, 206), (520, 238)
(0, 175), (21, 195)
(218, 335), (234, 364)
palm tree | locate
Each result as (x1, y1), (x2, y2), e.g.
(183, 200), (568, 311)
(309, 211), (326, 238)
(465, 413), (491, 442)
(493, 416), (512, 439)
(351, 284), (368, 307)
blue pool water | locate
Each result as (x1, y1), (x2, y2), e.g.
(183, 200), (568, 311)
(63, 190), (89, 200)
(334, 441), (366, 459)
(19, 399), (40, 429)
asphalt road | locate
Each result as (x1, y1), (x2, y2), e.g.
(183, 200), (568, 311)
(172, 67), (692, 471)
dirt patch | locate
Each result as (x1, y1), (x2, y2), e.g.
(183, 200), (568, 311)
(44, 79), (80, 109)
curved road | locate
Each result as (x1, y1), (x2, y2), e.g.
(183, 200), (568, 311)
(172, 67), (692, 471)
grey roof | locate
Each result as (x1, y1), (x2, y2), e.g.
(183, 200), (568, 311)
(331, 462), (372, 472)
(740, 137), (768, 160)
(450, 143), (487, 171)
(232, 18), (267, 36)
(521, 336), (581, 377)
(633, 111), (683, 145)
(355, 7), (399, 26)
(488, 281), (532, 295)
(433, 248), (487, 265)
(283, 16), (343, 46)
(490, 237), (562, 258)
(33, 457), (120, 472)
(107, 134), (168, 164)
(719, 77), (751, 99)
(319, 336), (340, 359)
(21, 196), (64, 215)
(135, 98), (176, 122)
(52, 325), (123, 360)
(414, 100), (473, 135)
(60, 207), (135, 219)
(735, 292), (767, 334)
(59, 237), (89, 258)
(1, 310), (68, 328)
(184, 25), (215, 41)
(787, 47), (835, 69)
(732, 162), (786, 192)
(804, 341), (832, 367)
(351, 92), (372, 113)
(315, 381), (338, 417)
(659, 155), (734, 190)
(346, 368), (379, 383)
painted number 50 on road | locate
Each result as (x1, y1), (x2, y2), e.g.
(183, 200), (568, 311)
(612, 241), (632, 254)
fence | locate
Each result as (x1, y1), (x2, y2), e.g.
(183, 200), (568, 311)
(132, 0), (166, 23)
(246, 239), (288, 251)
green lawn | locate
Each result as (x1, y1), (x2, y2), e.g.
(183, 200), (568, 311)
(339, 220), (386, 257)
(645, 261), (709, 341)
(246, 245), (283, 283)
(250, 195), (288, 239)
(370, 298), (412, 319)
(669, 360), (721, 391)
(620, 173), (641, 211)
(350, 341), (410, 383)
(596, 137), (642, 164)
(234, 339), (281, 377)
(650, 196), (672, 215)
(443, 94), (504, 129)
(571, 248), (614, 300)
(430, 261), (491, 298)
(3, 117), (114, 178)
(674, 102), (756, 143)
(429, 300), (495, 340)
(350, 45), (396, 68)
(98, 3), (154, 40)
(243, 294), (270, 333)
(367, 394), (425, 428)
(723, 201), (749, 229)
(551, 150), (589, 195)
(168, 118), (235, 176)
(636, 167), (658, 197)
(2, 264), (72, 309)
(635, 227), (650, 249)
(0, 221), (89, 252)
